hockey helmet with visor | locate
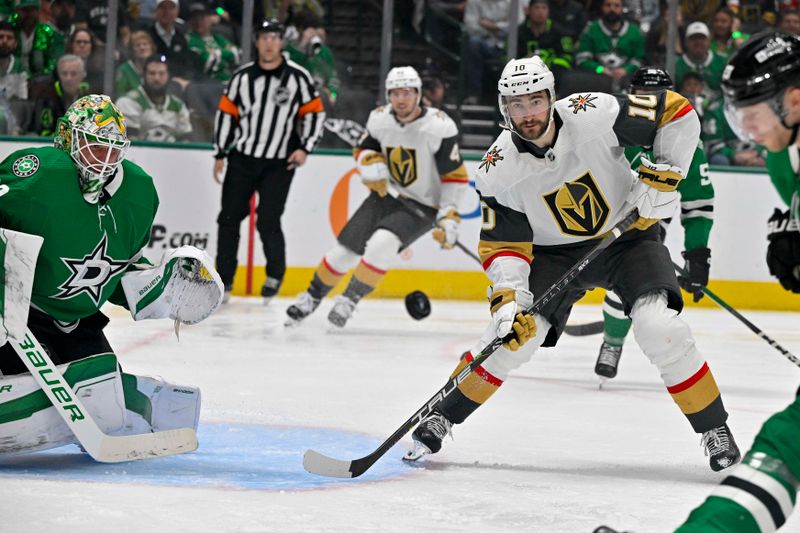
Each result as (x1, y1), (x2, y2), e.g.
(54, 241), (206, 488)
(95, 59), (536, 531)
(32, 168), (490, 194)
(721, 31), (800, 149)
(629, 67), (673, 94)
(498, 56), (555, 142)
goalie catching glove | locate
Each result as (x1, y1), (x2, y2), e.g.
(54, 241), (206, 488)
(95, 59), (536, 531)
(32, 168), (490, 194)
(121, 246), (224, 325)
(627, 158), (683, 230)
(766, 208), (800, 293)
(488, 286), (536, 351)
(431, 208), (460, 249)
(356, 149), (390, 197)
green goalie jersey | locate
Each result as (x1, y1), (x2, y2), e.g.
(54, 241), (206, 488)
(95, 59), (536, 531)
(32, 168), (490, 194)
(625, 142), (714, 250)
(0, 146), (158, 322)
(766, 144), (800, 218)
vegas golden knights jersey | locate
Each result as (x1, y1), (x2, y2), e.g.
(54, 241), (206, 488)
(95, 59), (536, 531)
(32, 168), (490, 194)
(476, 90), (699, 283)
(357, 106), (468, 210)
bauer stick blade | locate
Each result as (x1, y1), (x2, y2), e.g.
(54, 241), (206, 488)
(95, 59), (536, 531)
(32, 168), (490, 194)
(11, 328), (198, 463)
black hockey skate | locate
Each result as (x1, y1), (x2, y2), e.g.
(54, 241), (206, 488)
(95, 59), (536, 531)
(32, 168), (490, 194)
(261, 277), (282, 305)
(403, 411), (452, 461)
(595, 341), (623, 380)
(285, 291), (321, 326)
(701, 423), (741, 472)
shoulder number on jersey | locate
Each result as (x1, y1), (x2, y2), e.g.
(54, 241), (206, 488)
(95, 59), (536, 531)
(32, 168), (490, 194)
(481, 201), (496, 231)
(627, 94), (657, 122)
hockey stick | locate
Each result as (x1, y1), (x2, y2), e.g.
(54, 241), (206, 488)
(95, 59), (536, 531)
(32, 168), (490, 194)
(673, 262), (800, 369)
(563, 321), (605, 336)
(303, 209), (639, 478)
(10, 327), (198, 462)
(385, 186), (482, 265)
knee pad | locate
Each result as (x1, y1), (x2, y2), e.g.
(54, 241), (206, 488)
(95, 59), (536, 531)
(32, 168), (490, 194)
(479, 314), (551, 381)
(0, 354), (125, 455)
(324, 243), (360, 274)
(631, 291), (702, 380)
(119, 375), (201, 435)
(362, 229), (402, 271)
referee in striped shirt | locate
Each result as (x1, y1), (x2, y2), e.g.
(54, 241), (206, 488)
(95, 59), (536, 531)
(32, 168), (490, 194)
(213, 18), (325, 302)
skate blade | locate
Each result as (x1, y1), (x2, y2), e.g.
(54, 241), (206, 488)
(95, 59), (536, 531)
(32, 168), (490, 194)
(402, 442), (432, 462)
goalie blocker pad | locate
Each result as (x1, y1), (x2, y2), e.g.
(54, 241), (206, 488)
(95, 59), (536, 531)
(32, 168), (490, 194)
(122, 246), (224, 324)
(0, 229), (43, 345)
(0, 354), (201, 456)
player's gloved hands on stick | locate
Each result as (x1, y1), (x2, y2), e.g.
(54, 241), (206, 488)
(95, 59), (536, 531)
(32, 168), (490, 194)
(766, 208), (800, 293)
(432, 208), (460, 249)
(678, 247), (710, 302)
(488, 287), (536, 351)
(357, 151), (390, 198)
(627, 158), (683, 230)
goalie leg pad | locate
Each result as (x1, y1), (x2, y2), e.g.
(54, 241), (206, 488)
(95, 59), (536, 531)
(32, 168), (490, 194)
(0, 354), (125, 455)
(121, 246), (224, 325)
(479, 314), (551, 381)
(117, 374), (201, 435)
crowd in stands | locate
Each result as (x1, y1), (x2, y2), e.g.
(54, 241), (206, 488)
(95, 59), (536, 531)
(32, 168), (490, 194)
(0, 0), (336, 144)
(0, 0), (795, 168)
(422, 0), (800, 166)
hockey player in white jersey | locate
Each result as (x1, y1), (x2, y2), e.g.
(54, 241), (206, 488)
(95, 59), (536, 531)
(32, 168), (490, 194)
(286, 66), (469, 327)
(405, 56), (741, 472)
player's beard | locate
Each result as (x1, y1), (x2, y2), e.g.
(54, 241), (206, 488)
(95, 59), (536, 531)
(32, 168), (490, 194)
(514, 115), (550, 141)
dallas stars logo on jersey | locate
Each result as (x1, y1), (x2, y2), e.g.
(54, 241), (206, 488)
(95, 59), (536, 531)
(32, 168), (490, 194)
(12, 155), (40, 177)
(55, 234), (129, 305)
(542, 171), (610, 236)
(568, 94), (598, 114)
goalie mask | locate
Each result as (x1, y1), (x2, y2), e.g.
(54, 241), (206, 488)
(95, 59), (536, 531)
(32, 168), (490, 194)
(385, 66), (422, 111)
(54, 94), (130, 204)
(498, 56), (555, 142)
(721, 32), (800, 151)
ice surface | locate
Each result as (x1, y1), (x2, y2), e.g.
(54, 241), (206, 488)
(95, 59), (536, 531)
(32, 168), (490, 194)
(1, 297), (798, 532)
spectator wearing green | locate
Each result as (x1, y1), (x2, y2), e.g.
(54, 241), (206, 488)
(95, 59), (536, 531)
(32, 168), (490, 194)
(115, 30), (158, 98)
(516, 0), (573, 78)
(186, 4), (239, 83)
(8, 0), (63, 77)
(575, 0), (645, 89)
(675, 22), (728, 98)
(285, 14), (339, 110)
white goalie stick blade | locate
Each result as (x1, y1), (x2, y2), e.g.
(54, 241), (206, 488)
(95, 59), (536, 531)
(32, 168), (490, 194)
(303, 449), (357, 478)
(10, 328), (198, 463)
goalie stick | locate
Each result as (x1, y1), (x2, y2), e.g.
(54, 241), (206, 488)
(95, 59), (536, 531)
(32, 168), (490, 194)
(10, 327), (198, 462)
(303, 208), (640, 478)
(672, 261), (800, 369)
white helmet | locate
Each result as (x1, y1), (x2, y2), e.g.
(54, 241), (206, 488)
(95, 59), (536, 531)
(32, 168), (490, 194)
(497, 56), (555, 140)
(385, 66), (422, 105)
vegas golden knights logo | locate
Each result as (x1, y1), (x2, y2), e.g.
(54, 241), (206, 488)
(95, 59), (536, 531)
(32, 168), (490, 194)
(542, 172), (610, 236)
(385, 146), (418, 186)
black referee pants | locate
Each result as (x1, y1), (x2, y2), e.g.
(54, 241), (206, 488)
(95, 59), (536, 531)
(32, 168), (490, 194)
(215, 151), (295, 287)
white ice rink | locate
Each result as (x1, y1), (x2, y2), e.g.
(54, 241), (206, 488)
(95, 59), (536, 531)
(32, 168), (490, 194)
(1, 296), (798, 533)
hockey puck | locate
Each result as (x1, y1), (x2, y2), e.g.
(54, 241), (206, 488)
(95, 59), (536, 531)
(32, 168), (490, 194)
(404, 290), (431, 320)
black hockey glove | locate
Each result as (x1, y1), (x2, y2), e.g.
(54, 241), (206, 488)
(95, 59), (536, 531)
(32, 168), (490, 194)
(766, 208), (800, 293)
(677, 247), (710, 302)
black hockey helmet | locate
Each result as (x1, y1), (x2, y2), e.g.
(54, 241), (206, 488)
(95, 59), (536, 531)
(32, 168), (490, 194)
(721, 31), (800, 108)
(254, 18), (285, 38)
(404, 290), (431, 320)
(629, 67), (673, 93)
